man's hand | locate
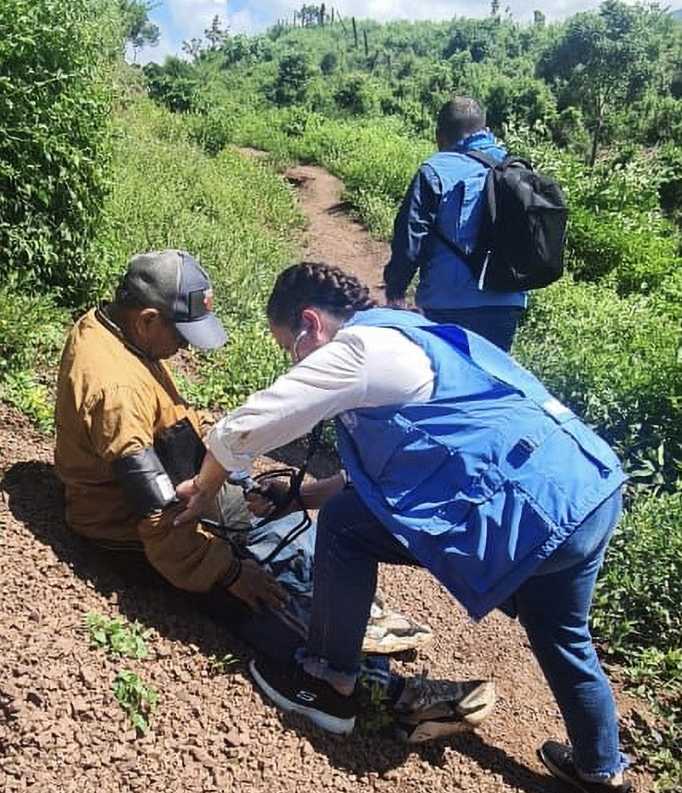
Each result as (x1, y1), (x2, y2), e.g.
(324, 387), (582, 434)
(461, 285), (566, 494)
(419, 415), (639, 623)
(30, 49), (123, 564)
(174, 477), (214, 526)
(246, 479), (292, 518)
(228, 559), (289, 612)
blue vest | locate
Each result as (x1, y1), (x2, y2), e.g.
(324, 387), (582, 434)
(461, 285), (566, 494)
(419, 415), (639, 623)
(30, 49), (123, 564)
(335, 309), (625, 620)
(417, 131), (527, 311)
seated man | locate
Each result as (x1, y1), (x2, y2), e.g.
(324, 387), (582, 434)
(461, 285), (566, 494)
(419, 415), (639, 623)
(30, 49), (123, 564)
(54, 250), (426, 647)
(54, 249), (494, 739)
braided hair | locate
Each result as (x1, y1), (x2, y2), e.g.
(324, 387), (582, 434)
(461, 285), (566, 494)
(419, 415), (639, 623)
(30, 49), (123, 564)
(266, 262), (376, 330)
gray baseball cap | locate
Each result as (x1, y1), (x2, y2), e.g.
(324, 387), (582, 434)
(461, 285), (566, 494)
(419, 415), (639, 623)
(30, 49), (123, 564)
(120, 250), (227, 350)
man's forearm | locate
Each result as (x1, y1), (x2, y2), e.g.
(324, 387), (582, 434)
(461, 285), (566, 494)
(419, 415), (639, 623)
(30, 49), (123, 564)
(299, 473), (346, 509)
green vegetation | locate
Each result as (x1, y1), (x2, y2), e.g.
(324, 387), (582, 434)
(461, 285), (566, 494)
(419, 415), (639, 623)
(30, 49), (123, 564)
(85, 612), (152, 660)
(207, 652), (240, 676)
(113, 669), (158, 734)
(0, 0), (120, 304)
(0, 288), (68, 430)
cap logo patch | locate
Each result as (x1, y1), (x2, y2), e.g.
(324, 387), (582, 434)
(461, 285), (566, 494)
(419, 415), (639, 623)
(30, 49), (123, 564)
(203, 289), (214, 312)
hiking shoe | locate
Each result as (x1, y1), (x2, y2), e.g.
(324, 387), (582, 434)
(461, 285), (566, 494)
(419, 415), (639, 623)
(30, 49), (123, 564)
(395, 677), (496, 744)
(249, 657), (357, 735)
(538, 741), (633, 793)
(362, 597), (433, 655)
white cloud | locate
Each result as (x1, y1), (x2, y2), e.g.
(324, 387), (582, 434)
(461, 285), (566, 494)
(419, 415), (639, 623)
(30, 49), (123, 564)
(167, 0), (229, 31)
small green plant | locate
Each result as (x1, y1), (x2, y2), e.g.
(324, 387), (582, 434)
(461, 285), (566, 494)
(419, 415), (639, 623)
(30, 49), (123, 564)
(113, 670), (158, 734)
(85, 612), (151, 659)
(207, 652), (239, 676)
(355, 678), (395, 736)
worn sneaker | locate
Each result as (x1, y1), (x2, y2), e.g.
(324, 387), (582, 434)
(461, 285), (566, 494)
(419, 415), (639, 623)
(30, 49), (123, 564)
(394, 676), (496, 743)
(538, 741), (633, 793)
(362, 596), (433, 655)
(249, 657), (357, 735)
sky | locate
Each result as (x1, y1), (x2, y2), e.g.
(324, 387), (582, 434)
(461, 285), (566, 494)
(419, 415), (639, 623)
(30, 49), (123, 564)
(135, 0), (638, 64)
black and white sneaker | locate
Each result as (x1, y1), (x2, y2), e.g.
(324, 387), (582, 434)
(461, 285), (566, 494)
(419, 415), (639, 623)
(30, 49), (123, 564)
(249, 657), (357, 735)
(538, 741), (634, 793)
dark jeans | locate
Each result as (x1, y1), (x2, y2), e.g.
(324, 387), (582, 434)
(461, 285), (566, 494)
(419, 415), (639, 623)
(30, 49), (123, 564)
(424, 306), (525, 351)
(305, 486), (625, 778)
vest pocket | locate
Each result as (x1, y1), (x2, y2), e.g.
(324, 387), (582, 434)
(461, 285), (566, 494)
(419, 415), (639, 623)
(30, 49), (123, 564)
(429, 480), (554, 596)
(348, 414), (458, 512)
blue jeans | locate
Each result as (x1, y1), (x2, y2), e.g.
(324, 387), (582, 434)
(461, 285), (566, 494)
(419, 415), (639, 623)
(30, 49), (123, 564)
(424, 306), (524, 351)
(305, 486), (625, 778)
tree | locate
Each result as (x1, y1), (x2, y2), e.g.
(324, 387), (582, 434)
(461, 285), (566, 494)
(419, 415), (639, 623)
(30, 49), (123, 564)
(182, 38), (204, 60)
(538, 0), (659, 165)
(533, 10), (546, 27)
(143, 57), (197, 113)
(204, 15), (229, 50)
(120, 1), (160, 61)
(272, 53), (315, 106)
(320, 51), (339, 75)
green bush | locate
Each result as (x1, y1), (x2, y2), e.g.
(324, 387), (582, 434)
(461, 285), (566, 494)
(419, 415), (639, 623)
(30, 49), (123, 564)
(0, 0), (120, 304)
(594, 491), (682, 660)
(515, 277), (681, 491)
(0, 287), (69, 430)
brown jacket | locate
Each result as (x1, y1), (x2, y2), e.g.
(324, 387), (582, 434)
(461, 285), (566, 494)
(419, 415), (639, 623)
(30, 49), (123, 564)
(54, 308), (238, 592)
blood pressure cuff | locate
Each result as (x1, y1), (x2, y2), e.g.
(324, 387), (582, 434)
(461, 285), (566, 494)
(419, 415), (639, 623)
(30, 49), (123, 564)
(111, 447), (178, 518)
(153, 417), (206, 486)
(111, 418), (206, 517)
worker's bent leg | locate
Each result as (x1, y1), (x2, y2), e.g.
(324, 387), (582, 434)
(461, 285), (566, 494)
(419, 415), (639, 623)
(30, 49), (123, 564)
(303, 487), (417, 689)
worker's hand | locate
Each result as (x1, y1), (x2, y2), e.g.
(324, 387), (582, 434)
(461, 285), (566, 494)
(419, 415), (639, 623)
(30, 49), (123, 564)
(174, 477), (214, 526)
(246, 479), (292, 518)
(228, 559), (289, 612)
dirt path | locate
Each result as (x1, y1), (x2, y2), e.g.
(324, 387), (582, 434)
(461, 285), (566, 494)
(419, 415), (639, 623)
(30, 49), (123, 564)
(284, 164), (388, 297)
(0, 159), (655, 793)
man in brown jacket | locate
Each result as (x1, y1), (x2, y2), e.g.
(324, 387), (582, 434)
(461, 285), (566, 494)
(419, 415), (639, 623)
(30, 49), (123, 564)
(54, 250), (434, 662)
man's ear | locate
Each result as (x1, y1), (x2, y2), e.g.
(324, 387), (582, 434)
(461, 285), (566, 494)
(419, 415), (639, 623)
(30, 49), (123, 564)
(136, 307), (162, 332)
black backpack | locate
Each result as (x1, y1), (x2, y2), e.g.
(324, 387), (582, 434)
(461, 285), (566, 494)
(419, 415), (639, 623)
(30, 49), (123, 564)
(437, 150), (569, 292)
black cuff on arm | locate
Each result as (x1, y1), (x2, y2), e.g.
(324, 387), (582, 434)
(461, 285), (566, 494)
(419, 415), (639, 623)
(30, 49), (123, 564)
(111, 447), (177, 517)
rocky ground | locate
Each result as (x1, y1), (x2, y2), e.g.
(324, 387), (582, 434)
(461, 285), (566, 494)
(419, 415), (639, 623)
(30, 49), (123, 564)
(0, 158), (656, 792)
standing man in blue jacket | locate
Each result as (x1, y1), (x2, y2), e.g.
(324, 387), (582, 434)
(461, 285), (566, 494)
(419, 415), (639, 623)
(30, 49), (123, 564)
(383, 96), (527, 351)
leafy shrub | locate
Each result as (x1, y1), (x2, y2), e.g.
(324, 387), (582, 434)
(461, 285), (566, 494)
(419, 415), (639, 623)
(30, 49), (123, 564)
(0, 286), (68, 430)
(0, 0), (120, 304)
(515, 277), (681, 491)
(594, 491), (682, 659)
(0, 289), (68, 376)
(143, 58), (198, 113)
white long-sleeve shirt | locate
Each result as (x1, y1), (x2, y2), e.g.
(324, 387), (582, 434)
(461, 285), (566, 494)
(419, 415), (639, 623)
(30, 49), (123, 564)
(206, 325), (435, 471)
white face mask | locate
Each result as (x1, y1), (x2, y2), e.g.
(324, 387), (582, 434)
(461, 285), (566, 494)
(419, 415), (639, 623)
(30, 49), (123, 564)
(291, 328), (308, 364)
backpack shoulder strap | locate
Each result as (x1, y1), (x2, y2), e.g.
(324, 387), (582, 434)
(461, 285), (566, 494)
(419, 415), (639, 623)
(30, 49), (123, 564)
(460, 149), (500, 169)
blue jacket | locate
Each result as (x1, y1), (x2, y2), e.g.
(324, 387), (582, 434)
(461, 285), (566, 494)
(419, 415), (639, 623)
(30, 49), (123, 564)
(384, 131), (527, 311)
(335, 309), (625, 620)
